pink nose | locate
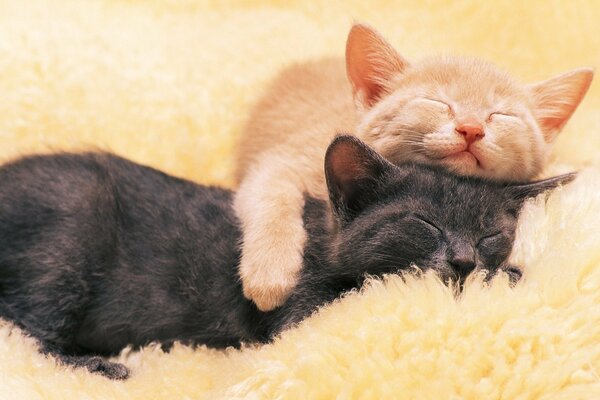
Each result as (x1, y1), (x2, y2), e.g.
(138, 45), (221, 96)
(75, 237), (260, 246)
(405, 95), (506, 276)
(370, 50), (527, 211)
(455, 122), (484, 143)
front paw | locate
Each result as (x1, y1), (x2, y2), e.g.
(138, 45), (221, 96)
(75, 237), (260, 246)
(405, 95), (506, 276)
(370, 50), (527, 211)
(239, 247), (304, 312)
(486, 265), (522, 286)
(84, 356), (130, 380)
(242, 277), (299, 312)
(503, 265), (523, 286)
(59, 354), (130, 380)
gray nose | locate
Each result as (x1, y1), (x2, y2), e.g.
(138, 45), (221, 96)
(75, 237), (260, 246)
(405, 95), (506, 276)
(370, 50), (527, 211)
(449, 246), (476, 275)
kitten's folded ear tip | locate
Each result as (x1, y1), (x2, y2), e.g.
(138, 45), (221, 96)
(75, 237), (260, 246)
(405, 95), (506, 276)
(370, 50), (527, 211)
(564, 170), (578, 179)
(554, 171), (578, 185)
(509, 171), (577, 201)
(538, 170), (578, 187)
(554, 171), (578, 189)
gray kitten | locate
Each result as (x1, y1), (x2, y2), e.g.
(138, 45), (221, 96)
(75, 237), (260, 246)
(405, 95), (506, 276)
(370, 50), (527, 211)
(0, 135), (574, 379)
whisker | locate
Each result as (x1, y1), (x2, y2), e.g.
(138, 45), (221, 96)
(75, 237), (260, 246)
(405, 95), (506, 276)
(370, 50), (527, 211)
(387, 124), (428, 136)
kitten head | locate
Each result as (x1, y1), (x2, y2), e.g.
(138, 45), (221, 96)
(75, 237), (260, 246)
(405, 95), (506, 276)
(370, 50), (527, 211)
(346, 23), (593, 181)
(325, 135), (575, 283)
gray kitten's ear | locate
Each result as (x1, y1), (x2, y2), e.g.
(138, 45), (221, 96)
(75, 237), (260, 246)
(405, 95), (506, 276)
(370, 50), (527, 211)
(508, 172), (577, 201)
(325, 135), (394, 222)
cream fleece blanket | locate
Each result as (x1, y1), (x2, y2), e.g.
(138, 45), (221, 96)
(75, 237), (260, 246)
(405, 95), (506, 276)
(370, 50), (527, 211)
(0, 1), (599, 399)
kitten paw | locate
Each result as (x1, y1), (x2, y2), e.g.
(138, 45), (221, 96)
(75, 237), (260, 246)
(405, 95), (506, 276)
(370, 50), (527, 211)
(239, 248), (304, 312)
(59, 354), (130, 380)
(83, 356), (130, 380)
(503, 266), (523, 286)
(485, 264), (522, 287)
(237, 194), (308, 311)
(242, 276), (299, 311)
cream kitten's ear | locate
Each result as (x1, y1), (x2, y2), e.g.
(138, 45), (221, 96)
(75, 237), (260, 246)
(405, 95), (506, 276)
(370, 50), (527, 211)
(529, 68), (594, 141)
(346, 23), (408, 108)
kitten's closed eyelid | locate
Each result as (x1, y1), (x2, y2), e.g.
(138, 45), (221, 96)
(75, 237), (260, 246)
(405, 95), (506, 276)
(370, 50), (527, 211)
(413, 214), (443, 234)
(477, 231), (503, 246)
(487, 111), (516, 121)
(422, 97), (451, 108)
(421, 97), (454, 117)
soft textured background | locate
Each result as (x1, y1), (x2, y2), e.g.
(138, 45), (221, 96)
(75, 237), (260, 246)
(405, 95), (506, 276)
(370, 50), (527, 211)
(0, 1), (599, 399)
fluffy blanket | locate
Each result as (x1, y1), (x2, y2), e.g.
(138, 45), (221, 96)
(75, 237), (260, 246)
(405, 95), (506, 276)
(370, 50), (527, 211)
(0, 1), (599, 398)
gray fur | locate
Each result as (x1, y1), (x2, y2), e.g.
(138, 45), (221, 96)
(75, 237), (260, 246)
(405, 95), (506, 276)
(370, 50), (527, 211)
(0, 136), (574, 378)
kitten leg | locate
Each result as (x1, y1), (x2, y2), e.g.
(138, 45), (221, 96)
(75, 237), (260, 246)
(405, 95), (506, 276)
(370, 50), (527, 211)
(0, 288), (129, 379)
(56, 354), (130, 380)
(0, 251), (130, 379)
(485, 264), (522, 286)
(501, 265), (523, 286)
(234, 156), (309, 311)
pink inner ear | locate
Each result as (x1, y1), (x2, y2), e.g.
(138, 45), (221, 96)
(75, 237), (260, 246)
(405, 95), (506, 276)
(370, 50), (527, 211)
(329, 141), (367, 186)
(531, 68), (594, 140)
(346, 24), (407, 107)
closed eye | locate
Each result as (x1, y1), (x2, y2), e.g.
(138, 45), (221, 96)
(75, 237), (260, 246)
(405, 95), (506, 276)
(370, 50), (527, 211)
(487, 112), (517, 121)
(423, 97), (451, 109)
(414, 214), (443, 234)
(477, 231), (502, 246)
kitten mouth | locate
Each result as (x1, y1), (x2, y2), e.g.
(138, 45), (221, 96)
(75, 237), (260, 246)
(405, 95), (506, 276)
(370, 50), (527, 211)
(441, 150), (482, 169)
(425, 143), (485, 170)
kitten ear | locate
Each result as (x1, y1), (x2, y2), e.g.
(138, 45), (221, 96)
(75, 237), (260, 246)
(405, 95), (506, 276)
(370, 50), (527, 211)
(529, 68), (594, 142)
(325, 135), (394, 222)
(508, 172), (576, 201)
(346, 23), (408, 108)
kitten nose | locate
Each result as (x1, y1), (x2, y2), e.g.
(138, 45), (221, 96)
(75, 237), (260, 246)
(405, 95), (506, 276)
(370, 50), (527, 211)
(449, 247), (476, 274)
(455, 122), (484, 143)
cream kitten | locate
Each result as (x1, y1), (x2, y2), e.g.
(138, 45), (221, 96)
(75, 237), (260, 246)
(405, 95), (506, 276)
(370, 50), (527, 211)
(234, 23), (593, 311)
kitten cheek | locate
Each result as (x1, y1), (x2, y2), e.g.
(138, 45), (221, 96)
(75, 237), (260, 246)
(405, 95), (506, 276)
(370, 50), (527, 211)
(428, 123), (461, 140)
(402, 104), (450, 132)
(421, 114), (450, 134)
(421, 124), (465, 156)
(485, 125), (538, 175)
(487, 119), (529, 141)
(372, 135), (414, 162)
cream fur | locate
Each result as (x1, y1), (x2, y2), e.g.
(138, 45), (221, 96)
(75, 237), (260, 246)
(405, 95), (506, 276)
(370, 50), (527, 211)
(0, 1), (599, 398)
